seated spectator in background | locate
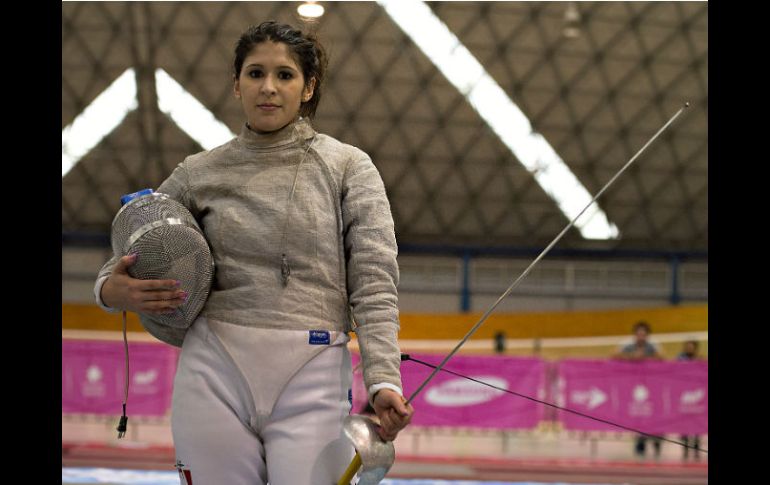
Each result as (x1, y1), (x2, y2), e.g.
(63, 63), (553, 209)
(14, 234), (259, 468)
(678, 340), (700, 361)
(614, 321), (662, 459)
(677, 340), (703, 460)
(614, 320), (663, 361)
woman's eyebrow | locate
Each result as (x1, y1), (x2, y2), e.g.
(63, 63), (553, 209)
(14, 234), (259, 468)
(244, 63), (298, 71)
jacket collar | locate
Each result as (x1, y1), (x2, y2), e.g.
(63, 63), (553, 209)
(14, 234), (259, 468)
(238, 117), (316, 150)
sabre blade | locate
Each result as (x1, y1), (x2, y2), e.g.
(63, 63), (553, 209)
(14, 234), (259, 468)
(335, 103), (691, 485)
(406, 102), (690, 404)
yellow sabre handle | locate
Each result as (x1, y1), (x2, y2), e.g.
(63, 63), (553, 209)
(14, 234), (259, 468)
(336, 451), (362, 485)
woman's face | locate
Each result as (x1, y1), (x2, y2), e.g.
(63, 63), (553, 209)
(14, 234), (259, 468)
(234, 41), (315, 133)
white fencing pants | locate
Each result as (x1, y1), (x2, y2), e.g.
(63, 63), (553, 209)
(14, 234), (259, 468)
(171, 317), (355, 484)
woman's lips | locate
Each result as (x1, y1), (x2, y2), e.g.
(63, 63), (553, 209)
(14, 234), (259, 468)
(258, 104), (279, 111)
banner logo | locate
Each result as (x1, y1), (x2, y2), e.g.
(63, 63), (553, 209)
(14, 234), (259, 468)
(425, 377), (507, 407)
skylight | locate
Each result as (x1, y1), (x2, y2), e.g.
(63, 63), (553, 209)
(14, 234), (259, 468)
(377, 0), (619, 239)
(155, 69), (235, 150)
(62, 68), (138, 177)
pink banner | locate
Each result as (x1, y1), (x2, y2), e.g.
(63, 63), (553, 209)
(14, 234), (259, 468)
(353, 353), (545, 429)
(62, 340), (178, 416)
(557, 359), (707, 434)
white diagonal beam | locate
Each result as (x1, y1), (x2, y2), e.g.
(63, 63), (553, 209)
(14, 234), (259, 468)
(62, 68), (236, 180)
(155, 69), (235, 150)
(378, 0), (619, 239)
(62, 68), (138, 177)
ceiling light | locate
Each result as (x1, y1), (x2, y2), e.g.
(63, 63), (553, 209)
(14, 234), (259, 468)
(298, 1), (324, 19)
(563, 2), (582, 39)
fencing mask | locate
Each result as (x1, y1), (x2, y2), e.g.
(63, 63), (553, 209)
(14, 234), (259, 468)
(111, 189), (214, 346)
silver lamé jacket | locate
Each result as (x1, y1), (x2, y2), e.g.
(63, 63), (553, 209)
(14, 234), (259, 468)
(95, 118), (402, 393)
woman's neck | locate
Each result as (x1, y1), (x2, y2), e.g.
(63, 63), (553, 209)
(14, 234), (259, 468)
(246, 116), (302, 135)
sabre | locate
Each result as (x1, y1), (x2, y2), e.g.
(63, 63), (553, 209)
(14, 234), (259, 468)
(338, 102), (691, 485)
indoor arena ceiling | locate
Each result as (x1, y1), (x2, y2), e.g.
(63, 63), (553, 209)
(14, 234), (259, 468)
(62, 1), (707, 252)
